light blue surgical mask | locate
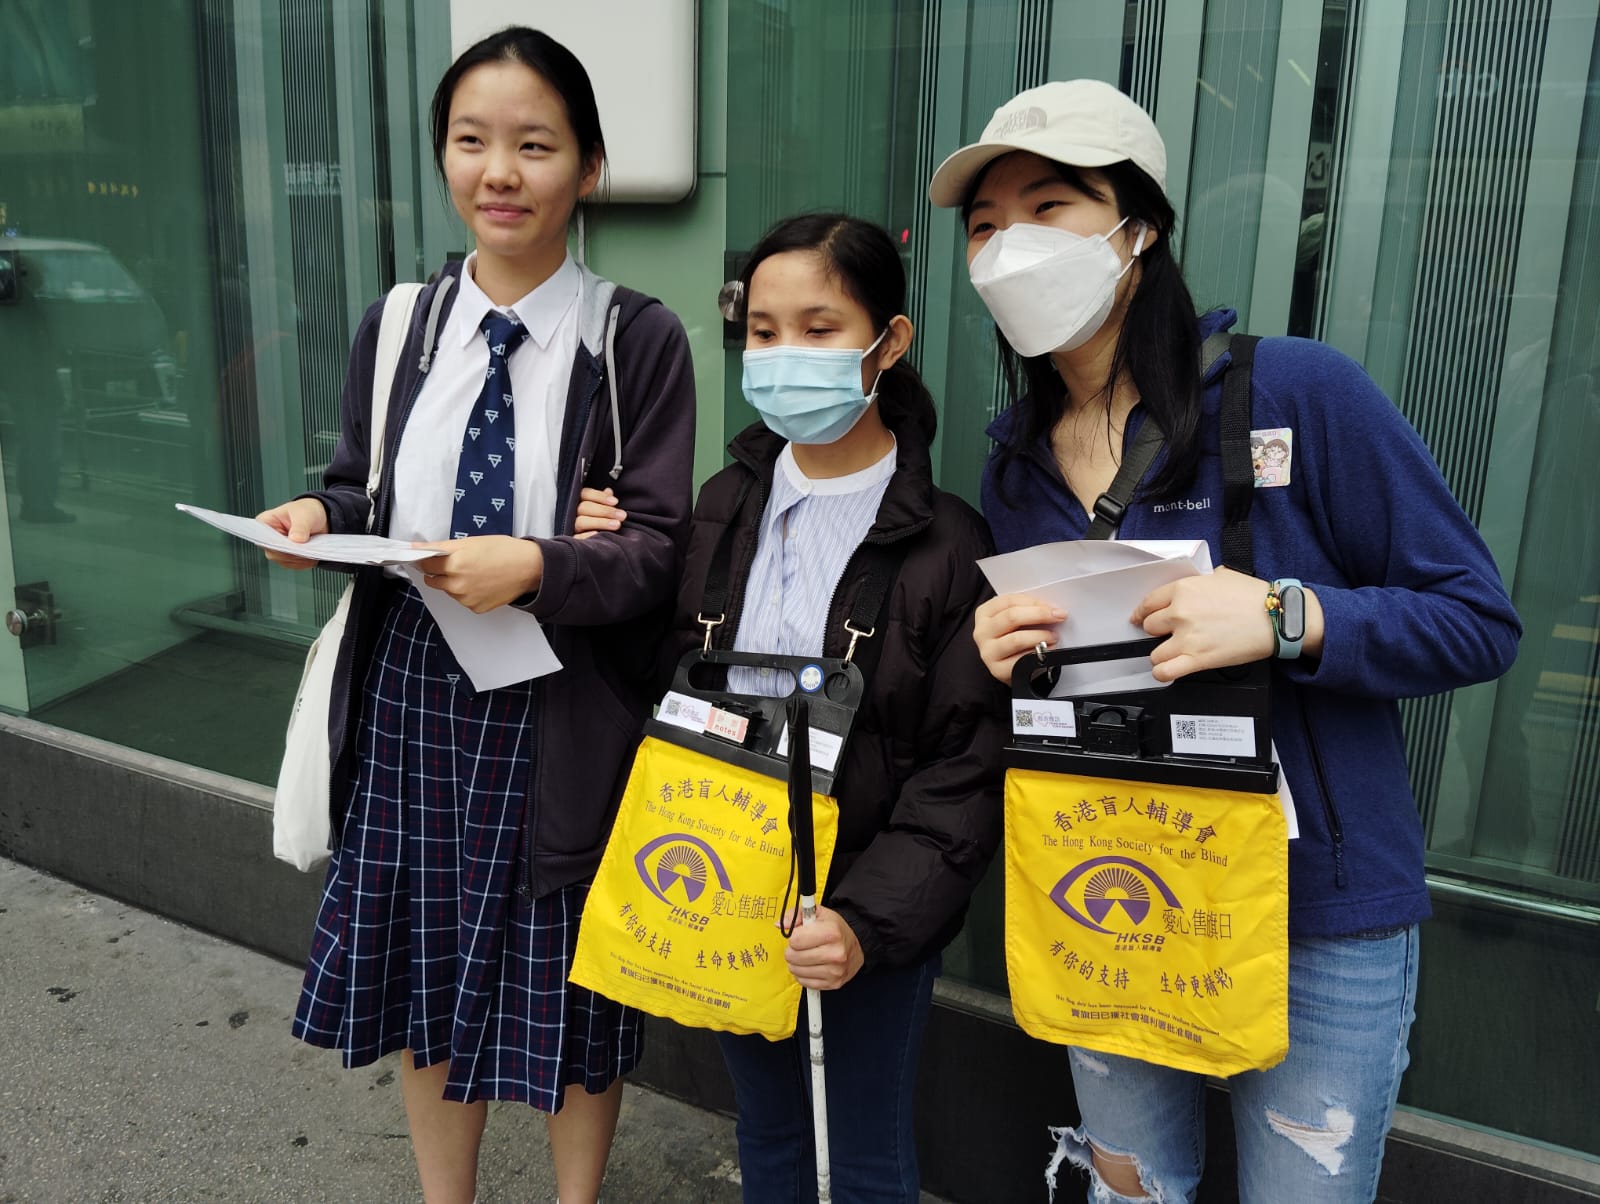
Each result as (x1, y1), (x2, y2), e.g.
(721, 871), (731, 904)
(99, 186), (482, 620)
(741, 330), (888, 445)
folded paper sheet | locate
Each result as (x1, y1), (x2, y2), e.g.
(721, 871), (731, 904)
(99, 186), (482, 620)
(178, 503), (561, 691)
(177, 504), (435, 567)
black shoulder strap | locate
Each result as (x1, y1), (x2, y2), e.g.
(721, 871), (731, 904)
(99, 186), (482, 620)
(1085, 415), (1166, 539)
(1085, 330), (1236, 541)
(837, 539), (912, 684)
(697, 473), (757, 647)
(695, 471), (910, 687)
(1218, 334), (1259, 575)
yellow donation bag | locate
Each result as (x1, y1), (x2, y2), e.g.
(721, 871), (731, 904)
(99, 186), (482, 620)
(1005, 769), (1287, 1075)
(572, 734), (839, 1040)
(1003, 637), (1289, 1077)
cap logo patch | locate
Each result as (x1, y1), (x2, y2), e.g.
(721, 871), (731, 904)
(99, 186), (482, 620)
(991, 105), (1048, 137)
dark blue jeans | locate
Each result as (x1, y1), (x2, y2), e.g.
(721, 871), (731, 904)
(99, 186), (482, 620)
(716, 955), (939, 1204)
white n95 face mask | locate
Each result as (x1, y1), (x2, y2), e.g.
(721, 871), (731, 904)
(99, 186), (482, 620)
(968, 219), (1146, 358)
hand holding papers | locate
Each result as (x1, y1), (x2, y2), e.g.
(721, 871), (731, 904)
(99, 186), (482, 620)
(981, 540), (1300, 836)
(178, 502), (561, 692)
(400, 566), (561, 692)
(177, 503), (434, 567)
(978, 539), (1214, 650)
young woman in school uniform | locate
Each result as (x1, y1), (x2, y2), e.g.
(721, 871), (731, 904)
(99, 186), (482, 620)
(256, 27), (694, 1204)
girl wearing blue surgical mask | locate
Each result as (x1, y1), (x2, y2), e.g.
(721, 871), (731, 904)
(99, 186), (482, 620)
(578, 213), (1006, 1203)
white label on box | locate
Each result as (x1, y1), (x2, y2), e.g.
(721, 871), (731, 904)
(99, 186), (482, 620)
(656, 690), (711, 734)
(1012, 698), (1078, 737)
(777, 722), (843, 772)
(1170, 713), (1256, 757)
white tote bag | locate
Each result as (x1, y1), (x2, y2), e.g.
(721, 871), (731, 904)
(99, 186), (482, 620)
(274, 283), (423, 870)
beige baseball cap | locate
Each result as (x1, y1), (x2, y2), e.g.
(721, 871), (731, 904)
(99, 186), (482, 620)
(928, 79), (1166, 208)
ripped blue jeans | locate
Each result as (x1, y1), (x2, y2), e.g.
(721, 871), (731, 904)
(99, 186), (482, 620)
(1049, 926), (1419, 1204)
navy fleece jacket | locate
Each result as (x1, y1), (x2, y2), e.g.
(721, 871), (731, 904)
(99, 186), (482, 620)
(982, 310), (1521, 937)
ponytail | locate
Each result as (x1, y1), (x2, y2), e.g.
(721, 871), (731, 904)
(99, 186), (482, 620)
(877, 360), (938, 444)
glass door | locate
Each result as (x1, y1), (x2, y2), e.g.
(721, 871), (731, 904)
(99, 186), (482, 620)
(1, 0), (231, 716)
(0, 0), (447, 782)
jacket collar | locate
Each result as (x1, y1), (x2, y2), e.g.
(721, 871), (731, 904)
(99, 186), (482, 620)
(726, 420), (937, 541)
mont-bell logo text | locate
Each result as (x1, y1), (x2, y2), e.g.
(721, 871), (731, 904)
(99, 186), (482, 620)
(1150, 497), (1211, 515)
(633, 833), (732, 933)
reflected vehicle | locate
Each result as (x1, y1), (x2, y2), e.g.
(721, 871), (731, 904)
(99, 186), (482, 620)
(0, 236), (181, 521)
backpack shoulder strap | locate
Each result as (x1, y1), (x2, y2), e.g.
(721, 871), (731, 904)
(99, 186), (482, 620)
(1218, 334), (1260, 575)
(1085, 415), (1165, 539)
(364, 282), (425, 532)
(1085, 330), (1238, 541)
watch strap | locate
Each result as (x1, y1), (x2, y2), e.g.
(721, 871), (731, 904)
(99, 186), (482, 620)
(1267, 577), (1305, 659)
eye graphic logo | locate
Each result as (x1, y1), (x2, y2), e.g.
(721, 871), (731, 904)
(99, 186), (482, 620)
(1050, 856), (1181, 935)
(634, 833), (733, 906)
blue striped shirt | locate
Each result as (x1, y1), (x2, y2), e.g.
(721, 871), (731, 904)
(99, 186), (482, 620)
(728, 441), (897, 697)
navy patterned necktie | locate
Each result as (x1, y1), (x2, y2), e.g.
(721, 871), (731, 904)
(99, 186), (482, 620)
(451, 311), (528, 539)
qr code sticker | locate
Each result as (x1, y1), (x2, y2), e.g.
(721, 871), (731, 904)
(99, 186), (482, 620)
(664, 699), (680, 716)
(1016, 709), (1034, 728)
(1175, 719), (1198, 741)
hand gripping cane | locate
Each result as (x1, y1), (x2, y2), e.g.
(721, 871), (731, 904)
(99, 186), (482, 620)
(787, 696), (832, 1203)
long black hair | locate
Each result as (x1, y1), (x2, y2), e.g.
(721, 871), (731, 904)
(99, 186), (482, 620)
(736, 213), (938, 445)
(964, 158), (1203, 502)
(429, 27), (606, 179)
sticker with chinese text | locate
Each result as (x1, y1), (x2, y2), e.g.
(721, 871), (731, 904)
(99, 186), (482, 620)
(776, 720), (843, 771)
(1013, 698), (1078, 737)
(706, 706), (750, 744)
(655, 690), (711, 735)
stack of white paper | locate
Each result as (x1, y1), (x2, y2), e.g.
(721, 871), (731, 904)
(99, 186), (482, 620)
(978, 538), (1213, 652)
(176, 503), (435, 566)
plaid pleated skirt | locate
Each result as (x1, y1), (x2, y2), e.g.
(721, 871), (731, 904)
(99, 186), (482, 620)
(291, 584), (642, 1110)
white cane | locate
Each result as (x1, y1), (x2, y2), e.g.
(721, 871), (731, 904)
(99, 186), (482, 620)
(788, 697), (832, 1204)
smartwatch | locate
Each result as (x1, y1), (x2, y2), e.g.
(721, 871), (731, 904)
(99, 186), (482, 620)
(1266, 578), (1306, 659)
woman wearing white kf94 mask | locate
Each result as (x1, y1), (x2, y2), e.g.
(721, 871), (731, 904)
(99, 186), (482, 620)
(929, 79), (1519, 1204)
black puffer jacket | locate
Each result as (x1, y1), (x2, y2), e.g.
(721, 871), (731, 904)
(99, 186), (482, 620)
(671, 422), (1007, 970)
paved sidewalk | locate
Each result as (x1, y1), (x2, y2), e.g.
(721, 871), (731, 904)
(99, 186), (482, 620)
(0, 858), (950, 1203)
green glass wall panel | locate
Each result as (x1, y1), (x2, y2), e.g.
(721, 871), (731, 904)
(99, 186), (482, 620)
(2, 1), (234, 714)
(0, 0), (443, 774)
(587, 0), (730, 489)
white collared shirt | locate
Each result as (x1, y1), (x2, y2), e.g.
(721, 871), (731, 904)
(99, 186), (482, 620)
(729, 439), (898, 697)
(388, 253), (581, 549)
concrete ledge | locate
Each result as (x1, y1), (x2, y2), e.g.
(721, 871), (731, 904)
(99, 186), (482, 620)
(0, 714), (323, 965)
